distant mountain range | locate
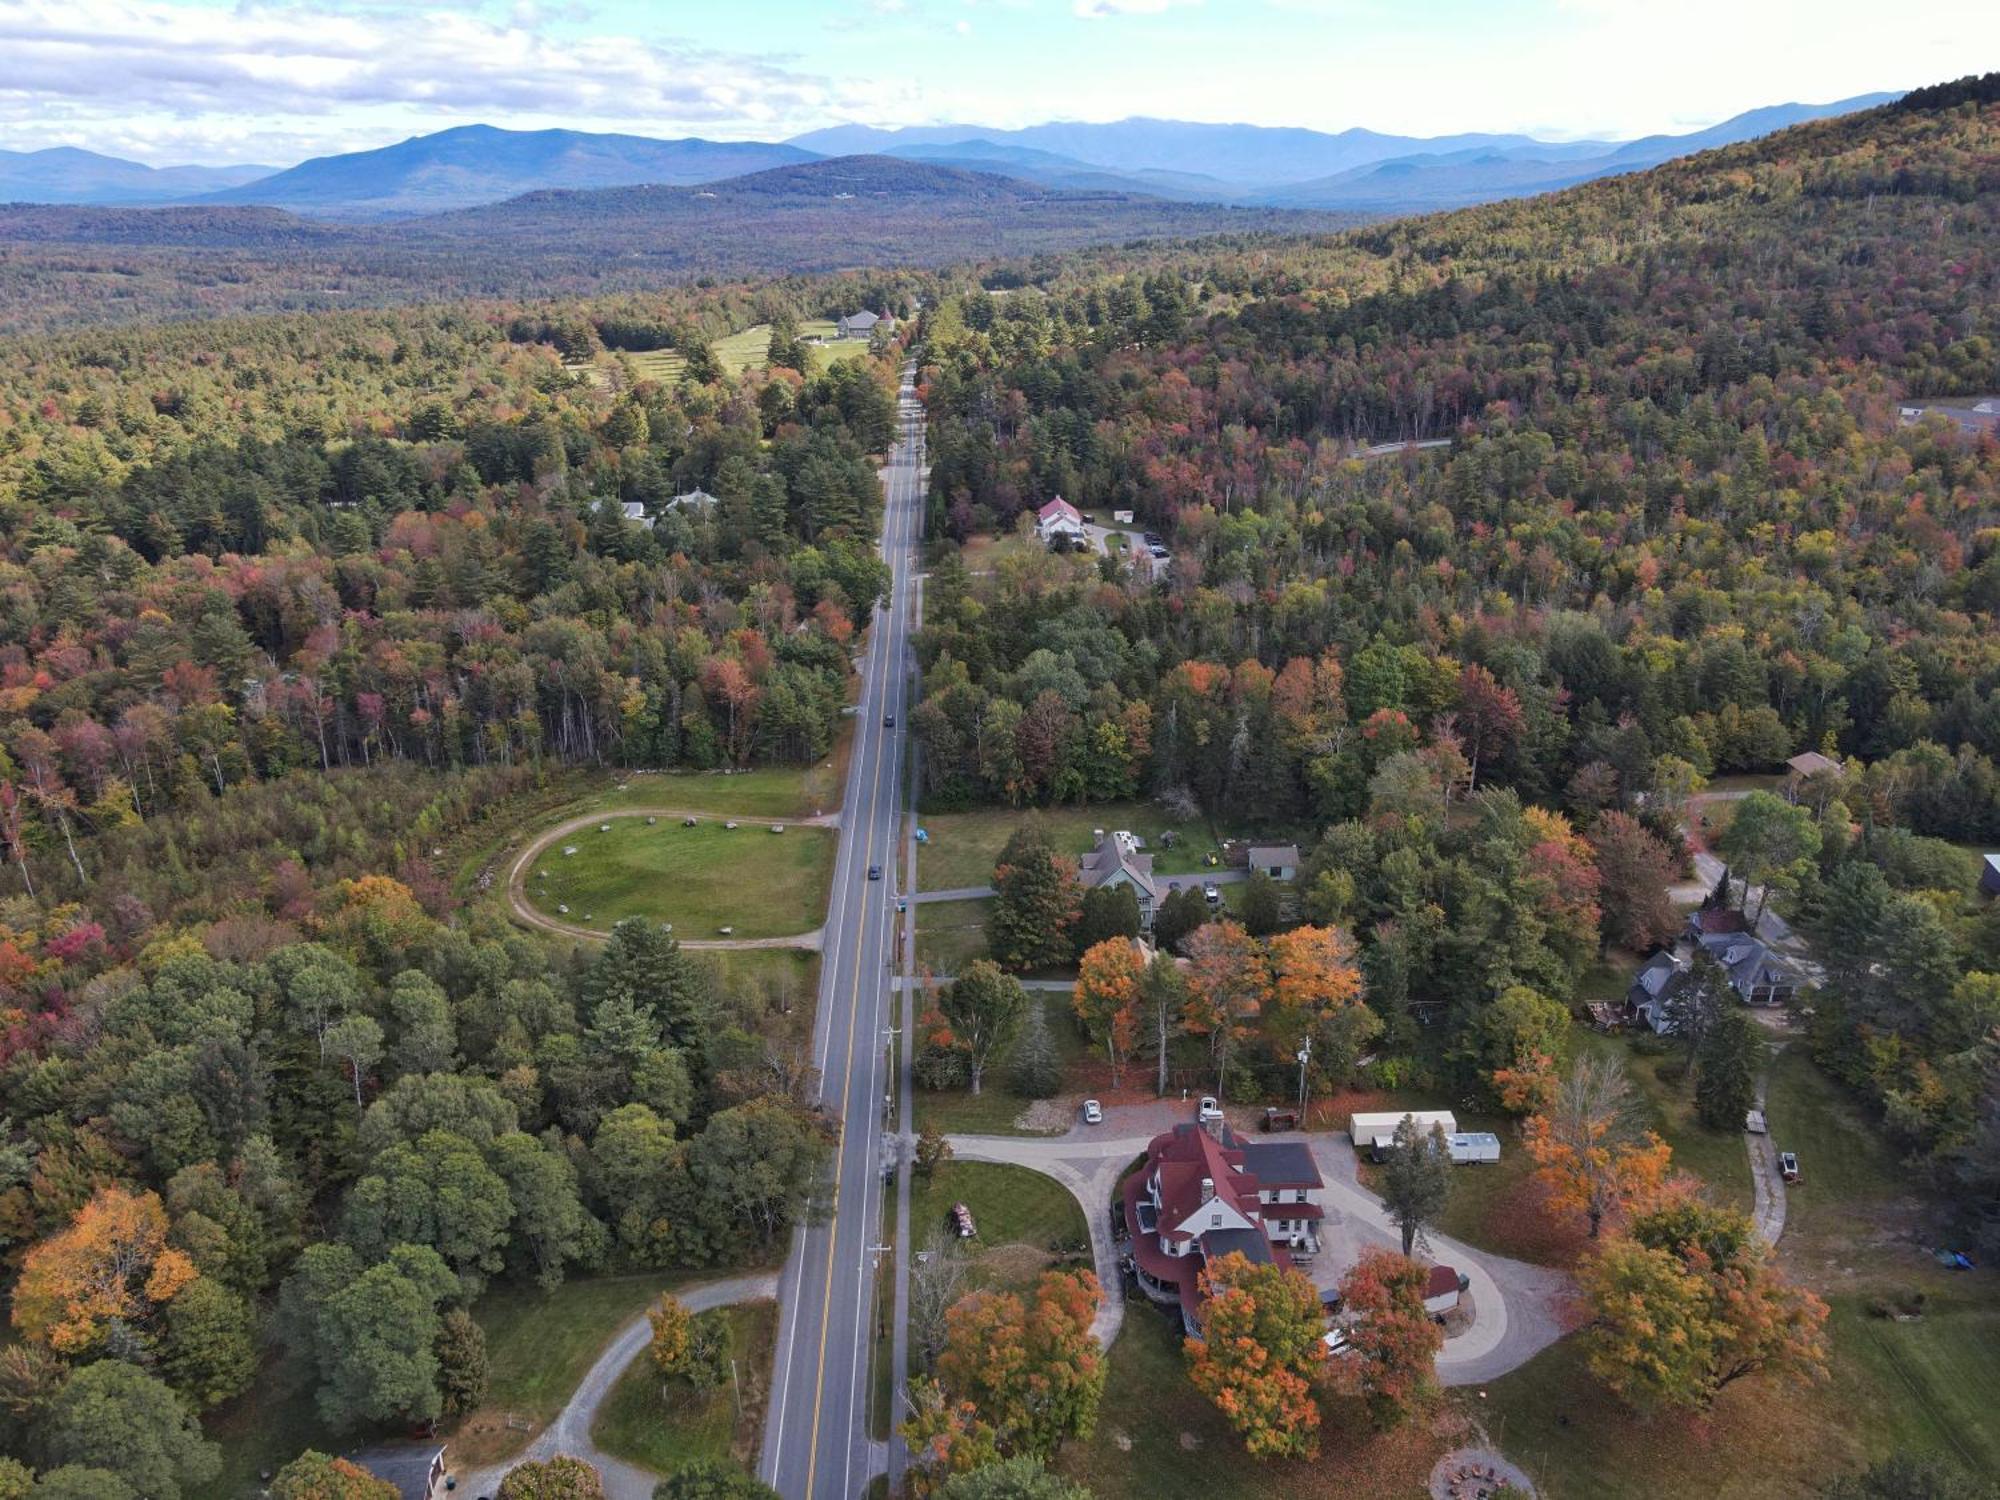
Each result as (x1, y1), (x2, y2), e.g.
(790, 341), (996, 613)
(189, 125), (817, 216)
(1, 94), (1897, 219)
(0, 147), (273, 206)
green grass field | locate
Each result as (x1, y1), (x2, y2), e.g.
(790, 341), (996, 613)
(915, 803), (1228, 892)
(626, 321), (875, 383)
(525, 817), (835, 939)
(590, 1301), (779, 1477)
(593, 762), (844, 820)
(913, 896), (993, 974)
(908, 1161), (1088, 1290)
(451, 1272), (700, 1465)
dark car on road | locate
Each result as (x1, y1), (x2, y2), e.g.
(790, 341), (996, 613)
(884, 713), (895, 728)
(868, 865), (883, 881)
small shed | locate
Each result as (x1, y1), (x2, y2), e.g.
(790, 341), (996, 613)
(1423, 1264), (1465, 1316)
(1247, 844), (1301, 882)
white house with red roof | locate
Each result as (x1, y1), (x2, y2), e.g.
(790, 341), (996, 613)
(1121, 1121), (1326, 1330)
(1034, 496), (1086, 544)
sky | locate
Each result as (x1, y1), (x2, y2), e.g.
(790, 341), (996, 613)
(0, 0), (1992, 167)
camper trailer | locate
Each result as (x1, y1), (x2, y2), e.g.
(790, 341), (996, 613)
(1446, 1132), (1501, 1165)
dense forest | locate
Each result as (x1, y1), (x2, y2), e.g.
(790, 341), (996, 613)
(0, 159), (1346, 334)
(1, 67), (1999, 1500)
(909, 83), (2000, 1243)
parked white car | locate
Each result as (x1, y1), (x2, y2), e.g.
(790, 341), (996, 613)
(1198, 1095), (1224, 1123)
(1083, 1099), (1103, 1125)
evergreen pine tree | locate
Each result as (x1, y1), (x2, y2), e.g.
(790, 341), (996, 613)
(1009, 1002), (1062, 1099)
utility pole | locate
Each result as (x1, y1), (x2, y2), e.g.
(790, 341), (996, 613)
(1296, 1036), (1313, 1120)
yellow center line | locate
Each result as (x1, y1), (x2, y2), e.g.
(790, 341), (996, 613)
(802, 409), (909, 1497)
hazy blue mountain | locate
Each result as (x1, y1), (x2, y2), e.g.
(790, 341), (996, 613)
(1256, 93), (1901, 210)
(879, 140), (1244, 201)
(789, 118), (1616, 190)
(0, 147), (272, 205)
(193, 125), (820, 217)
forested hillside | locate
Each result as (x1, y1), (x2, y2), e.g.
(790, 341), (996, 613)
(0, 159), (1345, 334)
(910, 84), (2000, 1232)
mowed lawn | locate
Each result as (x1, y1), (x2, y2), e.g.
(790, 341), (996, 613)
(525, 818), (835, 939)
(1483, 1041), (2000, 1498)
(915, 802), (1228, 892)
(591, 1300), (779, 1478)
(908, 1161), (1088, 1290)
(593, 759), (844, 820)
(450, 1271), (698, 1466)
(913, 896), (994, 975)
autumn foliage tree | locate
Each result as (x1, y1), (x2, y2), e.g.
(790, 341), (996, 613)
(1588, 811), (1681, 953)
(1264, 923), (1375, 1074)
(1183, 1251), (1324, 1459)
(932, 1269), (1105, 1460)
(1181, 920), (1271, 1095)
(1329, 1247), (1445, 1429)
(900, 1378), (1002, 1499)
(12, 1186), (199, 1354)
(1072, 937), (1143, 1087)
(1582, 1198), (1829, 1414)
(1524, 1052), (1675, 1238)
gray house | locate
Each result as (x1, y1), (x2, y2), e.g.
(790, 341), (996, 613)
(836, 311), (891, 339)
(1696, 930), (1797, 1007)
(1079, 830), (1158, 929)
(1626, 950), (1688, 1033)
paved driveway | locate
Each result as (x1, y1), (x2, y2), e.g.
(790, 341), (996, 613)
(946, 1101), (1572, 1386)
(459, 1272), (779, 1500)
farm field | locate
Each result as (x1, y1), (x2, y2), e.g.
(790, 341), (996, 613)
(524, 816), (835, 939)
(591, 1300), (780, 1478)
(915, 801), (1229, 892)
(625, 320), (875, 383)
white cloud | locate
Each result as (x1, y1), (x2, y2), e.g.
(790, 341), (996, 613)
(0, 0), (917, 159)
(1073, 0), (1198, 17)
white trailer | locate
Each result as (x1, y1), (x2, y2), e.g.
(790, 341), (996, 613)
(1349, 1109), (1458, 1160)
(1447, 1132), (1501, 1165)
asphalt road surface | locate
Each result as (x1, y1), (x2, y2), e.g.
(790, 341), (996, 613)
(760, 366), (923, 1499)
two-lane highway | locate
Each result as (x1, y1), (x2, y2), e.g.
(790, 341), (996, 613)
(761, 366), (923, 1499)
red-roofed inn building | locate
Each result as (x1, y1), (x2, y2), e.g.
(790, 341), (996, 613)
(1122, 1121), (1326, 1325)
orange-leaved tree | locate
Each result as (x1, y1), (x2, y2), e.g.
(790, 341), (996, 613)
(1073, 937), (1143, 1088)
(934, 1268), (1105, 1460)
(1183, 1250), (1324, 1459)
(1524, 1051), (1674, 1238)
(1264, 922), (1375, 1072)
(900, 1377), (1002, 1499)
(1330, 1247), (1444, 1429)
(12, 1184), (198, 1353)
(647, 1293), (692, 1378)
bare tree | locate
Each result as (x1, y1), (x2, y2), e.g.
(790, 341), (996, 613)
(908, 1227), (968, 1372)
